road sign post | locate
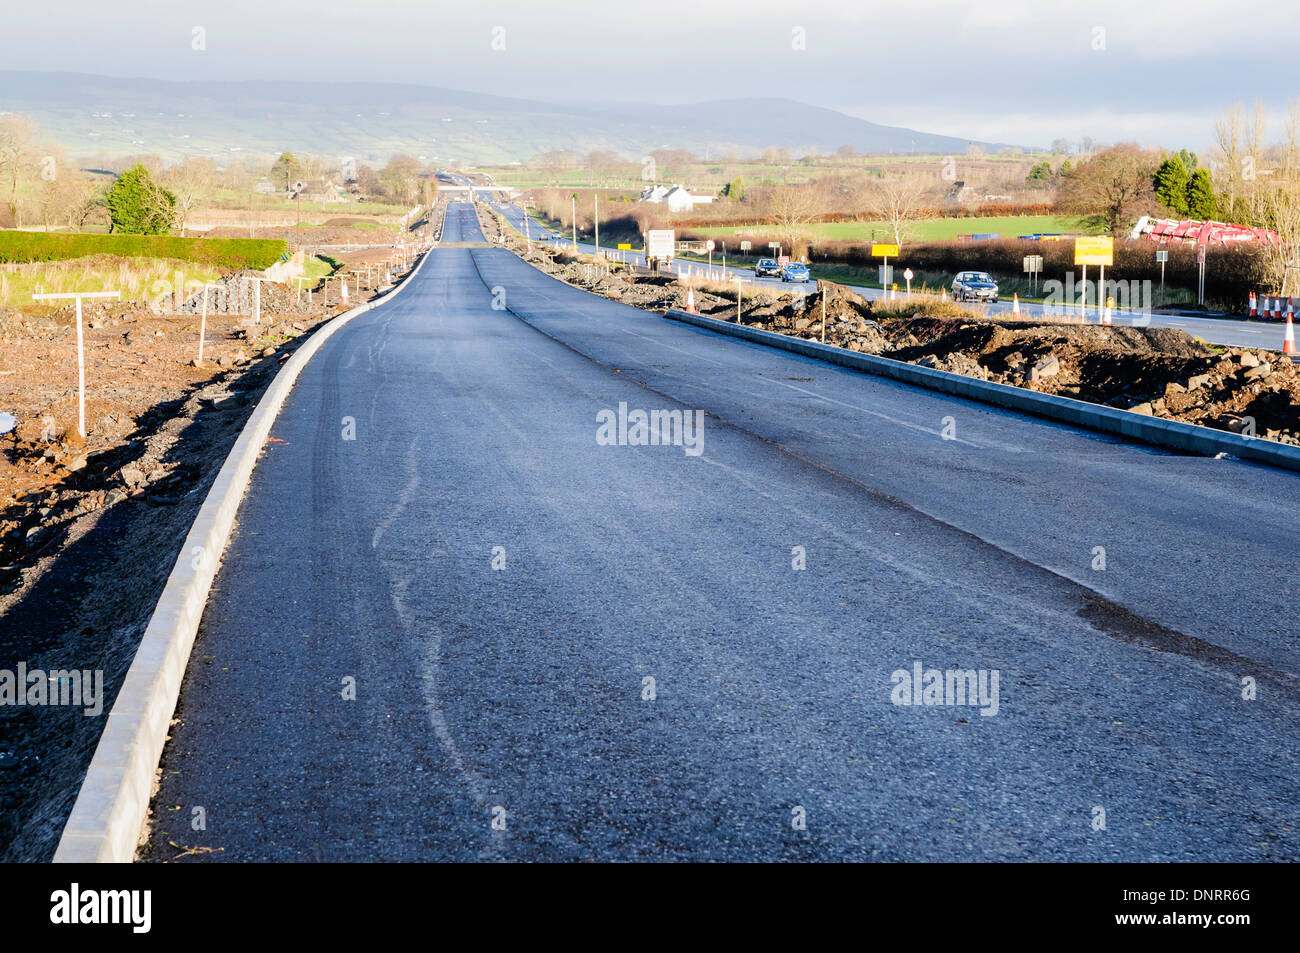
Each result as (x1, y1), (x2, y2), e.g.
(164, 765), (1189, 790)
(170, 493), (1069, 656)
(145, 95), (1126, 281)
(1023, 254), (1043, 296)
(872, 243), (898, 291)
(1156, 249), (1168, 307)
(1074, 237), (1113, 323)
(903, 267), (914, 299)
(31, 290), (121, 439)
(1197, 243), (1207, 305)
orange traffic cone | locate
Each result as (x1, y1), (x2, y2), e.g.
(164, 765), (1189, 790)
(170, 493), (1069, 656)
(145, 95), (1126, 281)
(1285, 299), (1296, 354)
(1103, 296), (1113, 325)
(686, 286), (697, 315)
(1012, 292), (1020, 315)
(1249, 291), (1257, 317)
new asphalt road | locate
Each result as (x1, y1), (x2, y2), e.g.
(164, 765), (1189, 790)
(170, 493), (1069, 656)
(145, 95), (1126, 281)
(143, 203), (1299, 861)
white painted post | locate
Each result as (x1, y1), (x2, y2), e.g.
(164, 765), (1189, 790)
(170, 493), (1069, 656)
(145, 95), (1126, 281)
(75, 297), (85, 438)
(31, 290), (120, 439)
(1081, 265), (1088, 322)
(1098, 263), (1105, 324)
(199, 285), (210, 365)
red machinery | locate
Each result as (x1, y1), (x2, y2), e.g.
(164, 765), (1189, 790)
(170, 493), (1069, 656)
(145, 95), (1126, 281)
(1130, 216), (1281, 248)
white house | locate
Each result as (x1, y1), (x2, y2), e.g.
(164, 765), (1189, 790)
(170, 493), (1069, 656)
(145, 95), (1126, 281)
(639, 184), (672, 203)
(639, 184), (715, 212)
(665, 186), (714, 213)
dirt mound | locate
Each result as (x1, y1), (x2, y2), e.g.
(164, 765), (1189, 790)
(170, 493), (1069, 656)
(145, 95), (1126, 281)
(851, 315), (1299, 441)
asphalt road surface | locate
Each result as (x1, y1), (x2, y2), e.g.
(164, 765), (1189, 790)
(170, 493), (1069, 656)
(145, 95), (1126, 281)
(145, 202), (1298, 862)
(481, 191), (1285, 352)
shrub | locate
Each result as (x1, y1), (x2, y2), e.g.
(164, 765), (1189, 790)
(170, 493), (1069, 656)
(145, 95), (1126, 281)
(105, 164), (176, 235)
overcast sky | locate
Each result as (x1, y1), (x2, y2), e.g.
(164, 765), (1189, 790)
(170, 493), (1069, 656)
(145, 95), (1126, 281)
(2, 0), (1295, 151)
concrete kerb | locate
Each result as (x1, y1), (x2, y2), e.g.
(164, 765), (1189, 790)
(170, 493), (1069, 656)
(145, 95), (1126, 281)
(53, 249), (435, 863)
(663, 308), (1300, 473)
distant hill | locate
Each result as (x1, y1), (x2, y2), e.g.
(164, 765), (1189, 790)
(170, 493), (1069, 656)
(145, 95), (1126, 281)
(0, 71), (1016, 165)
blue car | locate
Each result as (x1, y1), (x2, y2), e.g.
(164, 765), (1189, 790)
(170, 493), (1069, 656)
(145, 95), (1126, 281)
(781, 262), (810, 283)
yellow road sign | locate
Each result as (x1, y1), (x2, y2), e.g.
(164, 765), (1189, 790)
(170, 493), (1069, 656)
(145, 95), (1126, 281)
(872, 243), (899, 257)
(617, 243), (631, 250)
(1074, 236), (1113, 266)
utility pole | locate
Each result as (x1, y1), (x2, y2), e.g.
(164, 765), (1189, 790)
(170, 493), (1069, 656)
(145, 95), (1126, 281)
(594, 193), (599, 257)
(571, 193), (577, 247)
(31, 290), (121, 439)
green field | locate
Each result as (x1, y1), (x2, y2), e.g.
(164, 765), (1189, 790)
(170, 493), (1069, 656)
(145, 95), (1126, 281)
(695, 215), (1098, 243)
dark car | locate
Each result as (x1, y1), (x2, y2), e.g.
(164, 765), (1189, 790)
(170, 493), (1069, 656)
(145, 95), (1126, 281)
(952, 271), (999, 302)
(781, 262), (811, 283)
(755, 258), (781, 278)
